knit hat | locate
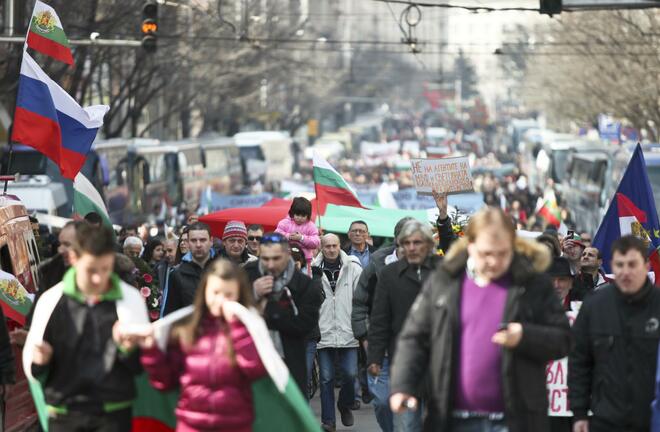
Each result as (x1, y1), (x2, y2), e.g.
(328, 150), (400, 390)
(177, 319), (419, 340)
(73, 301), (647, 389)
(223, 220), (248, 241)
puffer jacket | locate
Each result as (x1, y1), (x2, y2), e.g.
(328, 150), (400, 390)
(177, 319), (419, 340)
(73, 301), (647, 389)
(312, 251), (362, 349)
(390, 237), (571, 432)
(275, 216), (320, 263)
(141, 317), (267, 432)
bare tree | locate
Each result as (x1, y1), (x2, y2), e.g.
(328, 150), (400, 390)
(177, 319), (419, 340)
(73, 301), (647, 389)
(523, 10), (660, 139)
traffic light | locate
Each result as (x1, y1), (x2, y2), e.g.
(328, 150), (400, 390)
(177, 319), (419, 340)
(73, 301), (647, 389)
(141, 1), (158, 52)
(540, 0), (562, 16)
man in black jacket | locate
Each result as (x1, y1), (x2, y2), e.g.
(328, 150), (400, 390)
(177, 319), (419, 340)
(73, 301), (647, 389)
(367, 219), (442, 432)
(352, 194), (456, 343)
(390, 207), (571, 432)
(244, 232), (323, 398)
(162, 222), (216, 315)
(569, 235), (660, 432)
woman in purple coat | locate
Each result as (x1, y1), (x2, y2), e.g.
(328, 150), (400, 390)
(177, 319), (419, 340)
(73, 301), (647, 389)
(141, 259), (267, 432)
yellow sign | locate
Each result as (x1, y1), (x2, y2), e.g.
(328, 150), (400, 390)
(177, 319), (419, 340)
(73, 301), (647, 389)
(307, 119), (319, 137)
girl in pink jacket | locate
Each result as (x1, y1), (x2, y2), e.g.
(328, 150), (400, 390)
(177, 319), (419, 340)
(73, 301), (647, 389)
(275, 197), (320, 268)
(140, 260), (266, 432)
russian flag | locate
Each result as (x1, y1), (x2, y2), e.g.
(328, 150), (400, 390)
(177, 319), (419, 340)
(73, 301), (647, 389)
(11, 52), (108, 180)
(593, 144), (660, 283)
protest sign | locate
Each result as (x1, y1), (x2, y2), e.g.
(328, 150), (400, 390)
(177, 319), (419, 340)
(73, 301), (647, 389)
(200, 191), (273, 212)
(410, 157), (474, 195)
(547, 309), (578, 416)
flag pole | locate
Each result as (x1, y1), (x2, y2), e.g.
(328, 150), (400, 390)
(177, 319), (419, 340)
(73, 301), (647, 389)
(314, 182), (322, 234)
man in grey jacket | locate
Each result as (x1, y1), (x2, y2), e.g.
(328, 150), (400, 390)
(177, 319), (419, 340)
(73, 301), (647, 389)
(312, 234), (363, 432)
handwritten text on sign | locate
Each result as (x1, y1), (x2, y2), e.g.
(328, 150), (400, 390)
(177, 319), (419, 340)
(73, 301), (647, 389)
(410, 157), (474, 195)
(546, 310), (578, 416)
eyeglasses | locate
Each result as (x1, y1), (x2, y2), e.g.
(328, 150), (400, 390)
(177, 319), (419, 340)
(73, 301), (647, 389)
(248, 236), (262, 242)
(261, 232), (288, 245)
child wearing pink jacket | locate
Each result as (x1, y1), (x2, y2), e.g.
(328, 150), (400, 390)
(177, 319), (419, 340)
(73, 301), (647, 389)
(276, 197), (320, 268)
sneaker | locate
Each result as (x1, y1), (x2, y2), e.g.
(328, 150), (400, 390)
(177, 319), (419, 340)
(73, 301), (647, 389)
(350, 400), (361, 410)
(321, 423), (336, 432)
(338, 405), (355, 427)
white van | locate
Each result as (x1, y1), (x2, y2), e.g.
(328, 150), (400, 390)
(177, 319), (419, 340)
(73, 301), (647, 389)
(6, 176), (68, 216)
(234, 131), (293, 184)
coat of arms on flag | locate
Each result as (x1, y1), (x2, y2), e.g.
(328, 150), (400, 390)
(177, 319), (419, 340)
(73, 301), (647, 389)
(594, 144), (660, 283)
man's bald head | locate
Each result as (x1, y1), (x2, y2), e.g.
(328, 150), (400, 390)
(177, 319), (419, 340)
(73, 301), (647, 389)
(321, 233), (341, 261)
(321, 233), (340, 246)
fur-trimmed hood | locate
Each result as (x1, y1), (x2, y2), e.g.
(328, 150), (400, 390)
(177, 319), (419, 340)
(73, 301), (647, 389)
(441, 236), (551, 283)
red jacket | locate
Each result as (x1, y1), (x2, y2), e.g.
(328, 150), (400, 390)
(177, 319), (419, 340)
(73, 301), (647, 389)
(141, 318), (267, 432)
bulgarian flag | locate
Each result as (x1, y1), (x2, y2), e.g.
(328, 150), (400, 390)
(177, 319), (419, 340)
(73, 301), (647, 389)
(0, 269), (32, 326)
(132, 304), (321, 432)
(537, 200), (561, 227)
(313, 152), (365, 215)
(73, 172), (113, 229)
(25, 0), (74, 65)
(22, 272), (151, 431)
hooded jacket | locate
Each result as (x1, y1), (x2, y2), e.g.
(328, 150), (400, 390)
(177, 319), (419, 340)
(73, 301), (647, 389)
(275, 216), (320, 263)
(141, 318), (267, 432)
(390, 237), (571, 432)
(312, 251), (362, 349)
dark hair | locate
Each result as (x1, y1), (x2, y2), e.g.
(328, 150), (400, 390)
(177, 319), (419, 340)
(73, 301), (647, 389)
(288, 197), (312, 219)
(72, 225), (116, 256)
(174, 260), (255, 353)
(114, 253), (137, 286)
(84, 211), (103, 226)
(290, 247), (306, 269)
(187, 222), (211, 235)
(394, 216), (415, 240)
(349, 220), (369, 232)
(611, 235), (648, 261)
(537, 233), (561, 258)
(247, 224), (264, 232)
(142, 237), (164, 263)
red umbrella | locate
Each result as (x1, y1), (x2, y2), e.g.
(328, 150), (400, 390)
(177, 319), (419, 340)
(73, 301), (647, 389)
(199, 198), (318, 238)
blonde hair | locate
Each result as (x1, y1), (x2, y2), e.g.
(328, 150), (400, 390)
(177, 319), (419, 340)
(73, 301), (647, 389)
(464, 206), (516, 244)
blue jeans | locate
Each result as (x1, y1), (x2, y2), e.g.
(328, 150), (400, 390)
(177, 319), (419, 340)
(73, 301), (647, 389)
(318, 348), (357, 425)
(368, 356), (394, 432)
(450, 418), (509, 432)
(305, 340), (317, 395)
(393, 399), (424, 432)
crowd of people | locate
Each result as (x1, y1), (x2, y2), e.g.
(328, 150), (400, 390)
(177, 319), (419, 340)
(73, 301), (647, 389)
(0, 173), (659, 432)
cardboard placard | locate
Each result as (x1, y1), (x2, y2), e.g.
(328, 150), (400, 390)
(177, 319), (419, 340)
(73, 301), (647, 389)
(410, 157), (474, 195)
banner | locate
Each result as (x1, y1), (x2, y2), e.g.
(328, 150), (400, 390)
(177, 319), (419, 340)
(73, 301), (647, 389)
(546, 308), (578, 416)
(200, 192), (273, 212)
(410, 157), (474, 195)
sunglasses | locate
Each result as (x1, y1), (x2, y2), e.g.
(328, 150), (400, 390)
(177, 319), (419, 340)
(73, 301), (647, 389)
(248, 236), (262, 242)
(261, 232), (288, 245)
